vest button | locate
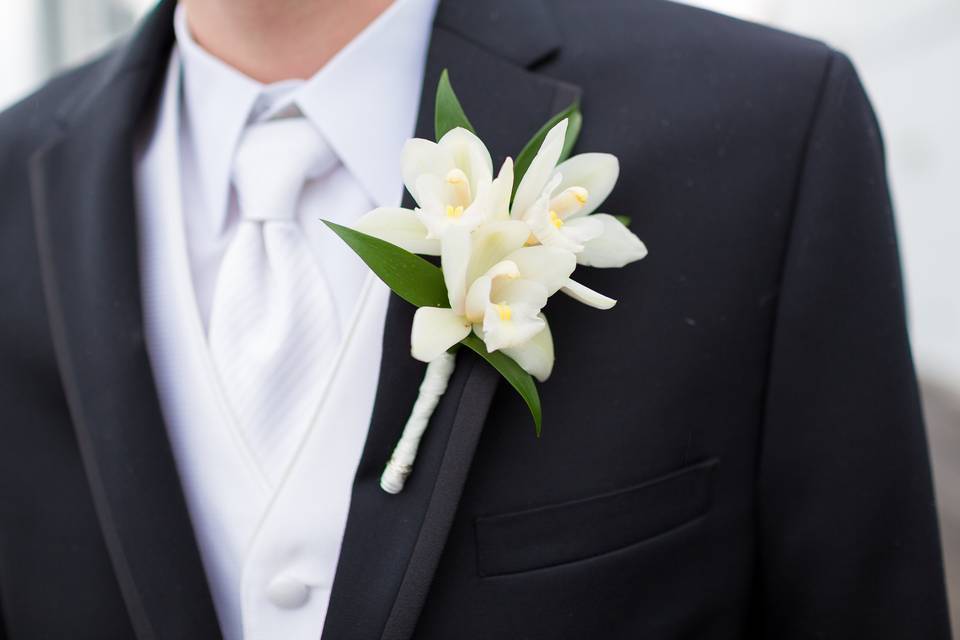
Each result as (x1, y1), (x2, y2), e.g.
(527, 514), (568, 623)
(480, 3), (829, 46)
(266, 575), (311, 609)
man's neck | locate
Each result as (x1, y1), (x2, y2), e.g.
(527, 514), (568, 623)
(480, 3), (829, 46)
(181, 0), (395, 83)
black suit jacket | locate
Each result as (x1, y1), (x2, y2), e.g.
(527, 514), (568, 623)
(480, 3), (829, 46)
(0, 0), (951, 638)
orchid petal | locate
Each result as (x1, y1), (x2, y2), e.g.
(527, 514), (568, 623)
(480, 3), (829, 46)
(551, 153), (619, 218)
(503, 245), (577, 296)
(540, 172), (563, 200)
(410, 307), (471, 362)
(414, 173), (453, 239)
(491, 279), (549, 311)
(464, 275), (492, 324)
(465, 220), (530, 285)
(481, 302), (546, 352)
(561, 278), (617, 310)
(437, 127), (493, 197)
(484, 260), (522, 280)
(512, 119), (568, 218)
(503, 314), (555, 382)
(464, 260), (520, 323)
(441, 227), (472, 314)
(461, 179), (493, 228)
(401, 138), (453, 206)
(561, 215), (605, 245)
(490, 157), (514, 221)
(525, 193), (584, 253)
(353, 207), (440, 256)
(577, 214), (648, 268)
(415, 173), (487, 239)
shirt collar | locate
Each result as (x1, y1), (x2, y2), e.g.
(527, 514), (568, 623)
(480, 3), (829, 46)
(175, 5), (260, 234)
(174, 0), (438, 232)
(291, 0), (438, 208)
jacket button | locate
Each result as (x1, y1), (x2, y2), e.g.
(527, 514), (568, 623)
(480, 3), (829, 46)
(266, 576), (310, 609)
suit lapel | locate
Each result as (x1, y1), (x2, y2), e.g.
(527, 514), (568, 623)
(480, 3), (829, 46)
(323, 2), (581, 639)
(29, 2), (221, 638)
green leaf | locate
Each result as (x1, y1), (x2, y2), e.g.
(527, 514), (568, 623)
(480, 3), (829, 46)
(615, 215), (632, 227)
(512, 101), (582, 195)
(434, 69), (475, 141)
(323, 220), (448, 308)
(461, 333), (543, 437)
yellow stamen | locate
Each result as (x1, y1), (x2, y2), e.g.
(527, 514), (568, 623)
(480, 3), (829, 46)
(573, 189), (588, 205)
(549, 210), (564, 228)
(494, 303), (512, 321)
(445, 204), (464, 218)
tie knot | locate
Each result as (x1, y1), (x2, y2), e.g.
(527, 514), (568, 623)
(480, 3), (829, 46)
(232, 118), (336, 222)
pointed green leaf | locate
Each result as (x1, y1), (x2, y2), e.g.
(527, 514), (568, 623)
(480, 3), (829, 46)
(435, 69), (475, 141)
(615, 215), (632, 227)
(323, 220), (448, 308)
(461, 333), (543, 437)
(512, 101), (582, 195)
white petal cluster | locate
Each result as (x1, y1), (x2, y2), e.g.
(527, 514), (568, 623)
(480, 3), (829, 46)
(354, 120), (647, 381)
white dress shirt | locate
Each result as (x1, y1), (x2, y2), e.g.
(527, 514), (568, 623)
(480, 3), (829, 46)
(134, 2), (437, 638)
(175, 2), (433, 331)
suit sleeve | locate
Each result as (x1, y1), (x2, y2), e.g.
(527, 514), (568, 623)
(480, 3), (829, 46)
(753, 50), (952, 638)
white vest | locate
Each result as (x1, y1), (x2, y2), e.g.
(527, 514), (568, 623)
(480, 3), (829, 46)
(135, 51), (390, 640)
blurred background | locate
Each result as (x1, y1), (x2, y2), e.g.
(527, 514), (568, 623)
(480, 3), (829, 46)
(1, 0), (957, 629)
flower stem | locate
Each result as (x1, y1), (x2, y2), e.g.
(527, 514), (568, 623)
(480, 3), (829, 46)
(380, 350), (457, 494)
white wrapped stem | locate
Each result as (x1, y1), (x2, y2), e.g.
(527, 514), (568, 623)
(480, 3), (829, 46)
(380, 351), (457, 494)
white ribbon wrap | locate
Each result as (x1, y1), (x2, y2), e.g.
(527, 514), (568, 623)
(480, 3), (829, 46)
(380, 351), (457, 494)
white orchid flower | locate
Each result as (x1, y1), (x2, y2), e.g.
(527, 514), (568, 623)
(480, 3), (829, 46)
(355, 127), (520, 254)
(470, 262), (548, 352)
(509, 118), (648, 309)
(468, 246), (570, 382)
(355, 118), (646, 378)
(409, 222), (574, 381)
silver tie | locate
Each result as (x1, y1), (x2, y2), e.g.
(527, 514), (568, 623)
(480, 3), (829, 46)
(209, 117), (340, 477)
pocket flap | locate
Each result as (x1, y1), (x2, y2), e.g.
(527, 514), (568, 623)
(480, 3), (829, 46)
(475, 458), (718, 577)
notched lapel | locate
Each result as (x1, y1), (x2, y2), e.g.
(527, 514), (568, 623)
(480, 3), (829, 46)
(324, 2), (581, 638)
(29, 2), (221, 639)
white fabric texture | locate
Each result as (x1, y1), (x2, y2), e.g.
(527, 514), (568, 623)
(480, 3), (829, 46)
(209, 118), (341, 478)
(380, 351), (457, 493)
(133, 2), (438, 638)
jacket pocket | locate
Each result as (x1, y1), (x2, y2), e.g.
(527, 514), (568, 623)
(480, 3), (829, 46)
(475, 458), (718, 577)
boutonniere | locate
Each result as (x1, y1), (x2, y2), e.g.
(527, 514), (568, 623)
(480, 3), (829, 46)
(325, 71), (647, 493)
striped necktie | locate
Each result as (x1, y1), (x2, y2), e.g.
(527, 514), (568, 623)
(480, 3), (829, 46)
(209, 117), (341, 477)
